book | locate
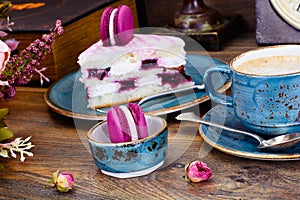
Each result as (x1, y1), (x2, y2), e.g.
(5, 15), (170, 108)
(7, 0), (139, 82)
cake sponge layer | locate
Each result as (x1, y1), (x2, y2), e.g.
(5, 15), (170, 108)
(88, 81), (194, 109)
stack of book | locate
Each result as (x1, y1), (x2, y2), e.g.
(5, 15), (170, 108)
(8, 0), (139, 82)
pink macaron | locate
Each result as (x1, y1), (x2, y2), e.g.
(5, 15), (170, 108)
(100, 5), (134, 46)
(107, 103), (148, 143)
(127, 103), (149, 139)
(100, 6), (114, 46)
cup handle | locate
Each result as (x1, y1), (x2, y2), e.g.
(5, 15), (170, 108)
(204, 64), (233, 107)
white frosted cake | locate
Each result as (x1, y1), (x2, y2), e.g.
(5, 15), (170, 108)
(78, 34), (194, 109)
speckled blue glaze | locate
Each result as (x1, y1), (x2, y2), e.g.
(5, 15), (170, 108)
(204, 45), (300, 135)
(233, 72), (300, 133)
(87, 115), (167, 173)
(199, 105), (300, 160)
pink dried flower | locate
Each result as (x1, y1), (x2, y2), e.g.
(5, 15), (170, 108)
(0, 40), (10, 73)
(185, 161), (212, 182)
(4, 38), (19, 51)
(49, 170), (75, 192)
(0, 31), (8, 37)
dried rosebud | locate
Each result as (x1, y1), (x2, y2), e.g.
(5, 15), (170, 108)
(49, 170), (75, 192)
(185, 161), (212, 182)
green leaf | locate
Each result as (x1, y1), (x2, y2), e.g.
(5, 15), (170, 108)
(49, 169), (59, 184)
(0, 149), (8, 158)
(56, 185), (70, 193)
(0, 108), (9, 120)
(0, 120), (6, 128)
(0, 127), (13, 142)
(0, 2), (12, 18)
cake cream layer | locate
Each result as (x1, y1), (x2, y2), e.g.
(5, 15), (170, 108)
(77, 34), (186, 70)
(80, 50), (186, 80)
(84, 68), (192, 98)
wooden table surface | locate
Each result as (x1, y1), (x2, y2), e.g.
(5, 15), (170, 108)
(1, 33), (300, 199)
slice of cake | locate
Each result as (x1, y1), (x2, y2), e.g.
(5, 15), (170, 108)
(77, 5), (194, 109)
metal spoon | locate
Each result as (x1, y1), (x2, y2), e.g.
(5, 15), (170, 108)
(176, 112), (300, 151)
(96, 84), (205, 114)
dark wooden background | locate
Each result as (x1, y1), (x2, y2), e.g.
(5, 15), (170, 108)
(142, 0), (255, 32)
(4, 1), (300, 199)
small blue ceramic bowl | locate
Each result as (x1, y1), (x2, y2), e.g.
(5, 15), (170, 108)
(87, 115), (168, 176)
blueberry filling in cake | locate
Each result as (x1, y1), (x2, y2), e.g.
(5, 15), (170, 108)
(141, 59), (159, 70)
(87, 68), (109, 80)
(117, 78), (137, 91)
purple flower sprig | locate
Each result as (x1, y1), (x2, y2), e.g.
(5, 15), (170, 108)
(0, 19), (64, 101)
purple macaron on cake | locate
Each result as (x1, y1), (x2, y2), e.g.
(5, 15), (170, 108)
(100, 5), (134, 46)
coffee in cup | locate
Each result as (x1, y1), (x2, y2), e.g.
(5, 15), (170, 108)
(204, 45), (300, 135)
(235, 55), (300, 76)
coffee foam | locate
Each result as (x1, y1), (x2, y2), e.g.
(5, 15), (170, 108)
(231, 46), (300, 76)
(234, 55), (300, 76)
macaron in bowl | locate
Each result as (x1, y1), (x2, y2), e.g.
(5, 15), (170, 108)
(87, 114), (168, 178)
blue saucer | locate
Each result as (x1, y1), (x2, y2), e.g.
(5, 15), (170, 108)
(45, 54), (230, 120)
(199, 105), (300, 160)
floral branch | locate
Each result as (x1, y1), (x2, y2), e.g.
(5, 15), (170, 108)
(0, 19), (64, 101)
(0, 136), (34, 162)
(0, 109), (34, 163)
(0, 3), (63, 164)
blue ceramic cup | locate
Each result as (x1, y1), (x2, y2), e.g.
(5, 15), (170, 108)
(204, 45), (300, 135)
